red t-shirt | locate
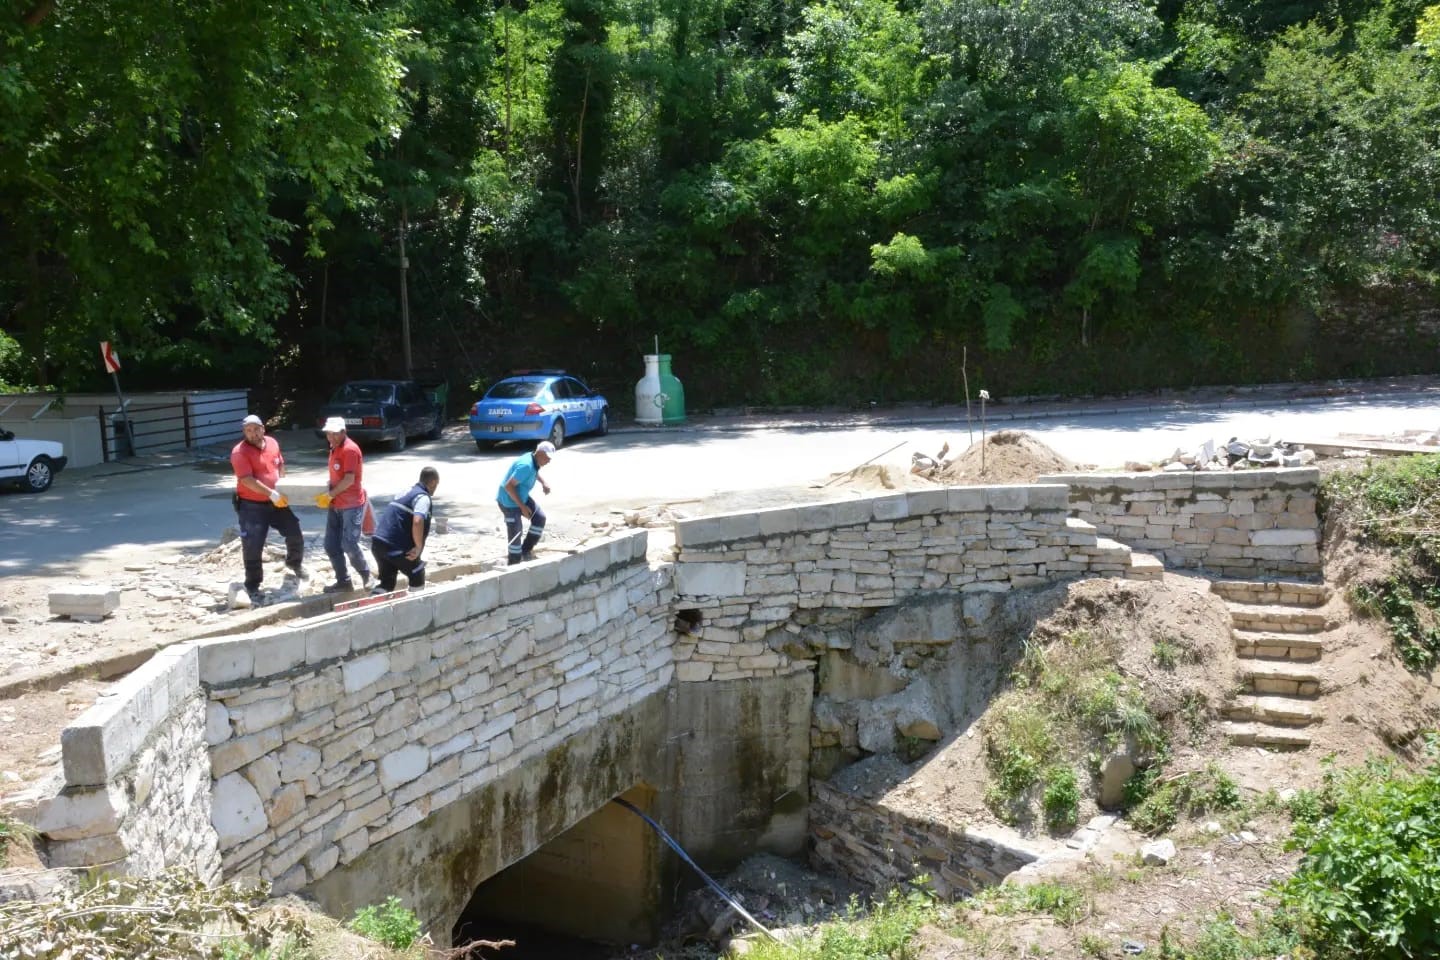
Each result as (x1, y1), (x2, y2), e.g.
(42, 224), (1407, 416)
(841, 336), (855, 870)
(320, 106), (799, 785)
(327, 437), (366, 510)
(232, 436), (284, 502)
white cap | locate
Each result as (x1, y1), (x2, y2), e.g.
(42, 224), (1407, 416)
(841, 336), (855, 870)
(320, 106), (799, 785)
(322, 417), (347, 434)
(242, 414), (264, 427)
(535, 441), (556, 457)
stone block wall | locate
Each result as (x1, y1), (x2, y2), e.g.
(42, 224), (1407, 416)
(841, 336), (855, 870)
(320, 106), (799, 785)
(196, 531), (668, 892)
(669, 485), (1136, 683)
(33, 646), (219, 880)
(809, 779), (1038, 899)
(1037, 468), (1321, 578)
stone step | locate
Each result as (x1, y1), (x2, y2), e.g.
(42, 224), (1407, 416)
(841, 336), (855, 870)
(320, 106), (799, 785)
(1065, 517), (1098, 537)
(1233, 630), (1325, 661)
(1222, 695), (1320, 727)
(1227, 603), (1330, 634)
(1087, 536), (1132, 559)
(1238, 660), (1323, 697)
(1222, 722), (1313, 749)
(1210, 579), (1330, 607)
(1125, 552), (1164, 582)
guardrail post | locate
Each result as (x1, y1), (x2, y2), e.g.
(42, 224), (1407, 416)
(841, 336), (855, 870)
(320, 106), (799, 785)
(183, 396), (193, 448)
(98, 408), (110, 463)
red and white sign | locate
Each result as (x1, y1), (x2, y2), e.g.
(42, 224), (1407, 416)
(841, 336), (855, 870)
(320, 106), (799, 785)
(100, 341), (121, 374)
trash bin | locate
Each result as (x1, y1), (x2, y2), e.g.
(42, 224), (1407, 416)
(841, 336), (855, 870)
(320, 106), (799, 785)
(635, 354), (685, 425)
(109, 413), (133, 459)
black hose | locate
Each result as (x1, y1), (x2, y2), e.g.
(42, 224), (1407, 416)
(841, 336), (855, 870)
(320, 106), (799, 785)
(609, 797), (779, 943)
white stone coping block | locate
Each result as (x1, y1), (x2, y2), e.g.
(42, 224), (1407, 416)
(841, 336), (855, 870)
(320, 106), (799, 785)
(905, 489), (950, 516)
(48, 585), (121, 619)
(675, 561), (747, 598)
(1250, 528), (1319, 546)
(1041, 467), (1319, 492)
(62, 645), (199, 787)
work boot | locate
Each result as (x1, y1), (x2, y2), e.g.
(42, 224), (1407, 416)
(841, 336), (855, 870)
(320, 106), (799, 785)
(360, 569), (373, 589)
(521, 551), (536, 563)
(288, 564), (310, 582)
(370, 584), (388, 597)
(245, 588), (267, 608)
(322, 580), (354, 594)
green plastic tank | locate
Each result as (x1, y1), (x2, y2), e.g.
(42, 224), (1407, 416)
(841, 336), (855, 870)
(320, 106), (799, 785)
(635, 353), (685, 425)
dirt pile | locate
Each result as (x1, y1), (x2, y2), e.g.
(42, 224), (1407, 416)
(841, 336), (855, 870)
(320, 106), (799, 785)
(936, 430), (1076, 484)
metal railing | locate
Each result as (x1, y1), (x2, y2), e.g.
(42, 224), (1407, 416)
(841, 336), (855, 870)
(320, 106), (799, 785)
(99, 393), (249, 461)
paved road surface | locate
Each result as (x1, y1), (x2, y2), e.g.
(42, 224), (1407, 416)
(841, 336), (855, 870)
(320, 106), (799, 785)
(0, 390), (1435, 577)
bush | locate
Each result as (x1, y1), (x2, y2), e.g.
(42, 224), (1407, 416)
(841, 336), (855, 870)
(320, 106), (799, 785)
(741, 884), (940, 960)
(1042, 766), (1080, 831)
(348, 897), (421, 950)
(1277, 747), (1440, 958)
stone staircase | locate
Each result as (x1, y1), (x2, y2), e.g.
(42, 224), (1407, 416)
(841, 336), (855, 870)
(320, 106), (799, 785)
(1212, 579), (1332, 749)
(1064, 518), (1164, 582)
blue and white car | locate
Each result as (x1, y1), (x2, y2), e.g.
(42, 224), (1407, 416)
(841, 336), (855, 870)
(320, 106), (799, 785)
(468, 372), (609, 450)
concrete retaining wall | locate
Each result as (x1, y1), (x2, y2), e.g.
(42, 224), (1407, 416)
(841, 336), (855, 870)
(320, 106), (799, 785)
(1038, 468), (1321, 577)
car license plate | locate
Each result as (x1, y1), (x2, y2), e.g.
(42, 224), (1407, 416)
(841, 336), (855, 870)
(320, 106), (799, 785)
(345, 418), (362, 426)
(493, 426), (512, 434)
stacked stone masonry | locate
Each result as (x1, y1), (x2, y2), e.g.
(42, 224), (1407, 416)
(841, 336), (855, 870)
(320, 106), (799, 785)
(24, 474), (1327, 912)
(1037, 468), (1321, 578)
(809, 780), (1038, 899)
(670, 485), (1146, 683)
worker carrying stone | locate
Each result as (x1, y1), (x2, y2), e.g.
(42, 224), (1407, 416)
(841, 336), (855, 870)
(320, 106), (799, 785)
(370, 466), (440, 594)
(497, 441), (553, 564)
(229, 414), (307, 606)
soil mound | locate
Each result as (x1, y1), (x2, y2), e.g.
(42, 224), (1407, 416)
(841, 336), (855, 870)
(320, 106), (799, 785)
(826, 463), (930, 493)
(937, 430), (1076, 484)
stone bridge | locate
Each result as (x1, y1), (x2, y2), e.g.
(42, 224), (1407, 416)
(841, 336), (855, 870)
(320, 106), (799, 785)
(14, 470), (1320, 942)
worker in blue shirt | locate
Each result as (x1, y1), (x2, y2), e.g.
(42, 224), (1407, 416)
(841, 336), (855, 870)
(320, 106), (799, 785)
(497, 441), (554, 564)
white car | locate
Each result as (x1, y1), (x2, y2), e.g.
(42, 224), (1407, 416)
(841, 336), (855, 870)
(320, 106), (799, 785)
(0, 429), (67, 492)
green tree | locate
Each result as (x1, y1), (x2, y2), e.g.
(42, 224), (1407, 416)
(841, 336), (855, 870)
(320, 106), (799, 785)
(0, 0), (407, 388)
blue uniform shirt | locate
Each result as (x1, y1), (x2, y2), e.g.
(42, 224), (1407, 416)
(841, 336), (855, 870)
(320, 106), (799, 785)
(497, 454), (541, 508)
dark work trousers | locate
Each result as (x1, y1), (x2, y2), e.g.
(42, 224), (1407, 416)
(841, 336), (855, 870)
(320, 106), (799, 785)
(499, 497), (545, 564)
(371, 539), (425, 591)
(234, 498), (304, 591)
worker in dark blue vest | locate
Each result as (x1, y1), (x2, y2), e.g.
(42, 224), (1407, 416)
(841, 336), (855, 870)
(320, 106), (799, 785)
(370, 466), (440, 594)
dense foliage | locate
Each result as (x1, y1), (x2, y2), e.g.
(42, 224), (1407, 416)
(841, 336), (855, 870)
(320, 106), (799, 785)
(1321, 453), (1440, 670)
(3, 0), (1439, 408)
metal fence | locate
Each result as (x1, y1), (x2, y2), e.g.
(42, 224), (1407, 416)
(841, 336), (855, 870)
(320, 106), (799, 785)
(99, 392), (249, 461)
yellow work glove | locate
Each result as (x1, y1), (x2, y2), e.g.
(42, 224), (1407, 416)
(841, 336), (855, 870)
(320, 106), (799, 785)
(314, 492), (332, 509)
(269, 490), (289, 509)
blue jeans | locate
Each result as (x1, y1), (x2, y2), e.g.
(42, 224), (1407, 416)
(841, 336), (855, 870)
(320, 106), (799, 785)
(325, 505), (370, 583)
(500, 497), (545, 563)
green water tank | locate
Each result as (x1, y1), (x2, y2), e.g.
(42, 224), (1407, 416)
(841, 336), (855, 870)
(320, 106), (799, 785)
(635, 353), (686, 425)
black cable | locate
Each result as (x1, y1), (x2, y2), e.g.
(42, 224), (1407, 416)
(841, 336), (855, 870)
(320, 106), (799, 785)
(609, 797), (779, 942)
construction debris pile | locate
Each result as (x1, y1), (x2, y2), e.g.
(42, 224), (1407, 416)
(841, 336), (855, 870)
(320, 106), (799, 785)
(1140, 436), (1319, 473)
(908, 430), (1079, 484)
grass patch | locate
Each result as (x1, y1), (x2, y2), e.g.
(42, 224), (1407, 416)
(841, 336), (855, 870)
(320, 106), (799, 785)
(1322, 453), (1440, 671)
(740, 884), (942, 960)
(983, 630), (1167, 828)
(986, 881), (1090, 927)
(1128, 764), (1242, 836)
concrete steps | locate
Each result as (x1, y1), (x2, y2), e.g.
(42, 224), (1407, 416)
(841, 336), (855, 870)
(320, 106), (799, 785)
(1226, 603), (1331, 634)
(1216, 578), (1333, 749)
(1221, 695), (1318, 727)
(1233, 630), (1325, 661)
(1125, 552), (1164, 581)
(1221, 722), (1312, 749)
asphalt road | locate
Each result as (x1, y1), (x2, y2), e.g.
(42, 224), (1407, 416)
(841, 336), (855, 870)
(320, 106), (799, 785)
(0, 390), (1436, 578)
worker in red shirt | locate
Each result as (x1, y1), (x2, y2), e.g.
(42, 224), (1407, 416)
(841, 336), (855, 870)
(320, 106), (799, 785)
(317, 417), (373, 592)
(230, 415), (307, 606)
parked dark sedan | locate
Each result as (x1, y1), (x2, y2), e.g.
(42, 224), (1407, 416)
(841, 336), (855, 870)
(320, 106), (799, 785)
(315, 380), (445, 452)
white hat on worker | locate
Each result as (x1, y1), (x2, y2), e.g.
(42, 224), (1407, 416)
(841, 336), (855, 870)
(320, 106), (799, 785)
(535, 441), (556, 456)
(322, 417), (347, 433)
(242, 414), (264, 427)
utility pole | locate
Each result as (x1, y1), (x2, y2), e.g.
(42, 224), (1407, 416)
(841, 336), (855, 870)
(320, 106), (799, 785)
(399, 198), (413, 379)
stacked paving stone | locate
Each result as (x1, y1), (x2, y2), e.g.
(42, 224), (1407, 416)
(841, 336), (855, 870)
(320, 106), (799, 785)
(670, 485), (1156, 683)
(1214, 579), (1333, 748)
(1038, 468), (1320, 578)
